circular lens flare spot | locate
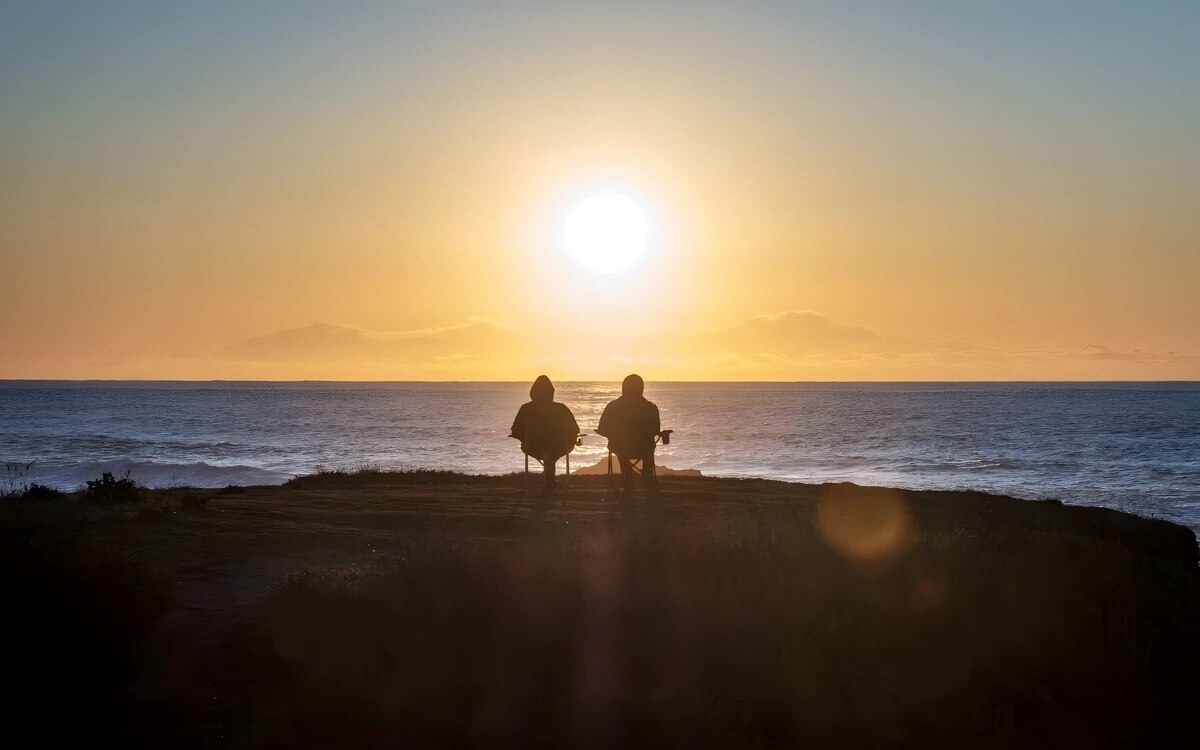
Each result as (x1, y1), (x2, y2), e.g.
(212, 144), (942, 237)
(817, 486), (910, 563)
(563, 192), (648, 273)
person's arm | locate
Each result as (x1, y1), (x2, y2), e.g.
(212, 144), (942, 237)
(560, 405), (580, 452)
(510, 404), (526, 439)
(650, 403), (661, 436)
(566, 408), (580, 440)
(596, 403), (611, 437)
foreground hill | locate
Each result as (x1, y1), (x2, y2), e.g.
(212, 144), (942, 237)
(3, 472), (1197, 748)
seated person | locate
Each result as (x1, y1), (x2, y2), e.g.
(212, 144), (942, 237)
(597, 373), (662, 492)
(510, 375), (579, 491)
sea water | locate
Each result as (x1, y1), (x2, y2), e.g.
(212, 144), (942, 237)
(2, 381), (1198, 534)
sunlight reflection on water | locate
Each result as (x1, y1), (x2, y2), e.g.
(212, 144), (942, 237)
(2, 381), (1198, 534)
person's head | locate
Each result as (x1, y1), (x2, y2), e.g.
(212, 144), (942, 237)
(621, 373), (645, 397)
(530, 374), (555, 403)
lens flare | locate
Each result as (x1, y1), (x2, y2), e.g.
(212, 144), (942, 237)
(817, 485), (910, 562)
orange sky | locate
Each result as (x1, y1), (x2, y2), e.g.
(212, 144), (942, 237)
(2, 3), (1197, 380)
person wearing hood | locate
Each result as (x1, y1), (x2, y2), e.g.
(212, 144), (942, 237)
(510, 375), (580, 491)
(597, 374), (662, 493)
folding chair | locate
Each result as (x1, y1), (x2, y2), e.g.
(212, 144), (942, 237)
(520, 434), (584, 494)
(602, 429), (673, 495)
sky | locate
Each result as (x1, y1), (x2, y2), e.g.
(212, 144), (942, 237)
(2, 1), (1198, 380)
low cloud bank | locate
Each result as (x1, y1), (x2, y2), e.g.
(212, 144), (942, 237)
(205, 312), (1199, 380)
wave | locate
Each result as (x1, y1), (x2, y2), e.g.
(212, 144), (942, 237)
(889, 458), (1028, 472)
(11, 460), (292, 490)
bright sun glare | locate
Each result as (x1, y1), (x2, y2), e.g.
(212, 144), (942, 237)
(563, 192), (648, 273)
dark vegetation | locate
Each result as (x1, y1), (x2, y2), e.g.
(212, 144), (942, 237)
(2, 471), (1197, 748)
(2, 460), (64, 500)
(284, 466), (519, 489)
(84, 470), (142, 503)
(0, 505), (166, 746)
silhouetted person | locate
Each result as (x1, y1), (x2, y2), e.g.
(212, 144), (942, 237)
(510, 375), (579, 491)
(597, 374), (661, 493)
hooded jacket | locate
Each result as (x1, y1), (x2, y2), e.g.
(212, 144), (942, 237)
(597, 375), (661, 458)
(510, 376), (580, 458)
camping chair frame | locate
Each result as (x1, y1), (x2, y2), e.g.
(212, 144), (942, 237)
(522, 434), (584, 494)
(604, 429), (673, 495)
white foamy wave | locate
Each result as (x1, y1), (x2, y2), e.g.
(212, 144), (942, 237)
(14, 460), (292, 490)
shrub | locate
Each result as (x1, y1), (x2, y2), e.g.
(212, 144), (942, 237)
(84, 471), (141, 504)
(22, 483), (64, 500)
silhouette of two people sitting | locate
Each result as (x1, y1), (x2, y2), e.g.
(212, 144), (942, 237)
(510, 375), (579, 491)
(597, 373), (663, 494)
(511, 373), (666, 494)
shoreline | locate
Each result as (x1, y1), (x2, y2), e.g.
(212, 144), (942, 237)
(12, 469), (1198, 569)
(7, 382), (1197, 538)
(11, 460), (1200, 540)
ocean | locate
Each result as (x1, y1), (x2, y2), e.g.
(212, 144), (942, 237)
(2, 381), (1198, 534)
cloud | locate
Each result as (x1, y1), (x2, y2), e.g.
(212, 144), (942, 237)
(645, 310), (968, 360)
(1076, 344), (1200, 363)
(706, 311), (889, 355)
(219, 319), (524, 365)
(632, 311), (1199, 379)
(198, 311), (1200, 381)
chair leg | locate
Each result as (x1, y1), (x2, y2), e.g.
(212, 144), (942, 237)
(607, 449), (613, 495)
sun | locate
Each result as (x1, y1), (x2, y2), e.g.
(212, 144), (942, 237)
(562, 192), (648, 273)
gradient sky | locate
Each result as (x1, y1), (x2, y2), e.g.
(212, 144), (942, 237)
(2, 1), (1198, 380)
